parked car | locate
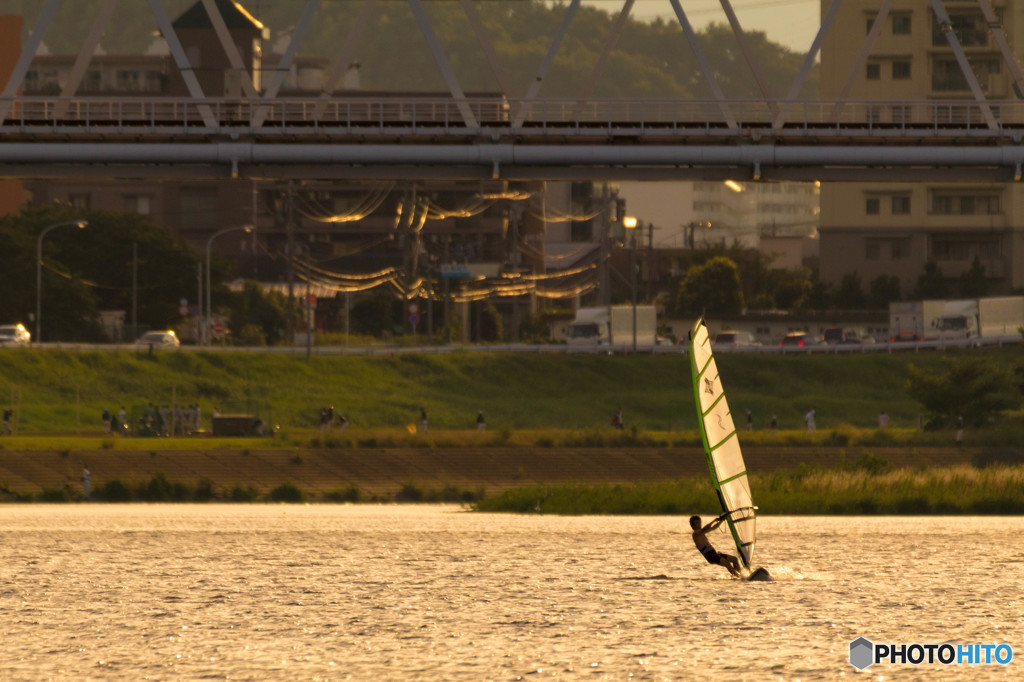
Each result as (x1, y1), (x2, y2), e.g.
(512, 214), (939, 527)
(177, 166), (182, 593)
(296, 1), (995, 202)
(714, 330), (761, 347)
(136, 330), (180, 348)
(780, 331), (818, 347)
(0, 323), (31, 346)
(823, 327), (877, 345)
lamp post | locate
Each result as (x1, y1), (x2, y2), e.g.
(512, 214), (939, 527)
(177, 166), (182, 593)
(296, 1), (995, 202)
(37, 220), (87, 342)
(623, 216), (638, 353)
(205, 225), (253, 345)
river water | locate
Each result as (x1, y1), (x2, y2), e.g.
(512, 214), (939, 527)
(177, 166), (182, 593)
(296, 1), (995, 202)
(0, 506), (1020, 680)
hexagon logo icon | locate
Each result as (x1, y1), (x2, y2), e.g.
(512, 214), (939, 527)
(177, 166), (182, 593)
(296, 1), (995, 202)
(849, 637), (874, 670)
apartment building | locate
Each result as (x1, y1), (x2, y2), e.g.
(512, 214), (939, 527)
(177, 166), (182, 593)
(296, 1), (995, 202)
(819, 0), (1024, 296)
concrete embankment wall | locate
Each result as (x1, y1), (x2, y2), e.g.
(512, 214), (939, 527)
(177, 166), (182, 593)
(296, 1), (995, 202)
(0, 447), (1003, 500)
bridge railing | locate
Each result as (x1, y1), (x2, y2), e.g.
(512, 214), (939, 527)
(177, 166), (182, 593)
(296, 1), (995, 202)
(3, 97), (1024, 137)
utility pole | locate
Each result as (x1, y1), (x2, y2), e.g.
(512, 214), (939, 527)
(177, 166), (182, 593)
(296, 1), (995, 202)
(285, 180), (295, 345)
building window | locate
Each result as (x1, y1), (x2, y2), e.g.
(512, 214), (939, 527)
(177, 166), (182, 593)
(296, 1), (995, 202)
(891, 239), (910, 259)
(866, 197), (880, 215)
(892, 60), (911, 79)
(866, 62), (881, 80)
(930, 192), (1000, 215)
(570, 220), (593, 242)
(933, 13), (990, 47)
(932, 239), (970, 261)
(124, 195), (151, 215)
(866, 13), (877, 34)
(892, 195), (911, 215)
(892, 14), (911, 35)
(866, 242), (881, 260)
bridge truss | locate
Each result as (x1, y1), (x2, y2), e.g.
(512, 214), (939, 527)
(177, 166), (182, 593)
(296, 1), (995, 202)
(2, 0), (1024, 182)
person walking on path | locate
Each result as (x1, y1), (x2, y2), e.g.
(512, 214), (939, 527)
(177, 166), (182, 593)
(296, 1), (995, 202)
(476, 411), (486, 431)
(419, 408), (428, 433)
(956, 415), (964, 447)
(746, 408), (753, 431)
(102, 408), (111, 434)
(878, 411), (889, 428)
(770, 414), (777, 433)
(805, 408), (816, 433)
(1, 407), (12, 435)
(81, 465), (91, 501)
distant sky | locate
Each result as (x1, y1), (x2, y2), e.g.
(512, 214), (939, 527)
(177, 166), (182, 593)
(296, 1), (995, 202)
(584, 0), (821, 53)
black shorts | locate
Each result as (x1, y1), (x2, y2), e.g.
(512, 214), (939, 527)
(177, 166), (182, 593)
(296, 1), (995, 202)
(701, 548), (721, 565)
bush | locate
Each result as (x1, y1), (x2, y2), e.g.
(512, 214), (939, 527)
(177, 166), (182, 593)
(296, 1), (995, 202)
(325, 484), (361, 502)
(268, 481), (304, 502)
(97, 479), (132, 502)
(227, 484), (258, 502)
(395, 483), (423, 502)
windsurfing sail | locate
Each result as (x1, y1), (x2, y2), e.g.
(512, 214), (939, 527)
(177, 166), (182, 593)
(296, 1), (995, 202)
(689, 318), (756, 569)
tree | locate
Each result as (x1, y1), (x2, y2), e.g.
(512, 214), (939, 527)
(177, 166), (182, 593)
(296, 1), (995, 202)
(913, 261), (948, 299)
(349, 288), (402, 337)
(226, 281), (292, 346)
(958, 257), (988, 298)
(673, 256), (743, 316)
(906, 357), (1022, 427)
(834, 273), (868, 309)
(770, 268), (814, 311)
(868, 274), (901, 309)
(0, 207), (202, 341)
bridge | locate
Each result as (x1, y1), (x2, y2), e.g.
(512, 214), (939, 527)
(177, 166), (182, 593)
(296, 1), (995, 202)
(3, 96), (1024, 181)
(3, 0), (1024, 181)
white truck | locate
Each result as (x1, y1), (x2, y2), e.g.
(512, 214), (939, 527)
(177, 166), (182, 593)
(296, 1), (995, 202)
(566, 305), (658, 346)
(890, 297), (1024, 341)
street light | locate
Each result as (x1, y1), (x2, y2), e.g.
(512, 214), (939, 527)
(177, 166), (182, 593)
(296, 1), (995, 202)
(205, 224), (253, 345)
(623, 216), (638, 353)
(37, 219), (87, 342)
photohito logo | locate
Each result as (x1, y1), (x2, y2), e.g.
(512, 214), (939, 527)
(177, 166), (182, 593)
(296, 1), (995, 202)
(849, 637), (1013, 670)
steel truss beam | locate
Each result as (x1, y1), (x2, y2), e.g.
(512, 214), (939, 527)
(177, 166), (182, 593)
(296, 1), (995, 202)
(0, 141), (1021, 183)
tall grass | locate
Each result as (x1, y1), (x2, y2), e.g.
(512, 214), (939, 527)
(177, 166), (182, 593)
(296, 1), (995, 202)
(474, 463), (1024, 515)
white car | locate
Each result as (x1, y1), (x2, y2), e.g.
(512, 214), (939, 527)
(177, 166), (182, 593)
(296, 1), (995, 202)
(135, 330), (180, 348)
(0, 324), (31, 346)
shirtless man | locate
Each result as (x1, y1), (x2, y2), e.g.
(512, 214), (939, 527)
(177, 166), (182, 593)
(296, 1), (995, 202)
(690, 514), (742, 577)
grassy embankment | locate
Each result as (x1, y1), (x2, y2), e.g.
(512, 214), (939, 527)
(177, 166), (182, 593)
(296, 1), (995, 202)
(3, 347), (1024, 511)
(2, 345), (1024, 439)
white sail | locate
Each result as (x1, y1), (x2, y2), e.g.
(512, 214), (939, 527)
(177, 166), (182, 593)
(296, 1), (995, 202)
(689, 318), (756, 568)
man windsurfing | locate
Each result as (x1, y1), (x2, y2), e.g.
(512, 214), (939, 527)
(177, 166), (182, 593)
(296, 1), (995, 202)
(690, 514), (742, 577)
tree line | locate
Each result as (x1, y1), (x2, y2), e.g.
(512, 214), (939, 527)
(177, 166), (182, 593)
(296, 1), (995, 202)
(29, 0), (815, 100)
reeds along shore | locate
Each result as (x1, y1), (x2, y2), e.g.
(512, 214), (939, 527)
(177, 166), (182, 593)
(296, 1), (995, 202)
(473, 464), (1024, 515)
(10, 459), (1024, 514)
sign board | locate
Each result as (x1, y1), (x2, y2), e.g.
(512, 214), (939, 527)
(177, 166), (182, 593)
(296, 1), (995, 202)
(408, 303), (419, 315)
(212, 321), (226, 337)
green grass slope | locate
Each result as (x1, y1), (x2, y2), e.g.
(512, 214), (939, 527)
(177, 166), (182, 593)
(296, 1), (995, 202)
(0, 346), (1022, 436)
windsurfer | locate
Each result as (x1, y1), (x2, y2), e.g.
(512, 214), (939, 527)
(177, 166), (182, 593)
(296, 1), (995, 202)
(690, 514), (742, 577)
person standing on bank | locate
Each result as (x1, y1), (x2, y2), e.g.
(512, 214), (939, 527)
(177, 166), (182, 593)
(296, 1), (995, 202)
(420, 407), (428, 433)
(476, 410), (486, 431)
(82, 465), (91, 501)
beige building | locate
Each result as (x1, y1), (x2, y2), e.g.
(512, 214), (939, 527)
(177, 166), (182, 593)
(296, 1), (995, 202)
(819, 0), (1024, 296)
